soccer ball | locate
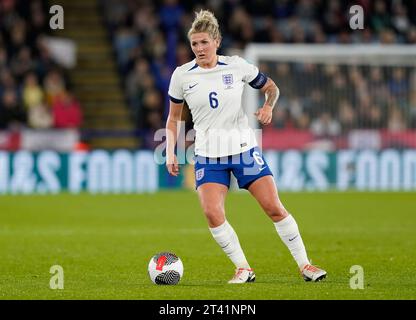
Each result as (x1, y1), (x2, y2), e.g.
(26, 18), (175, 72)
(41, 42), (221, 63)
(148, 252), (184, 285)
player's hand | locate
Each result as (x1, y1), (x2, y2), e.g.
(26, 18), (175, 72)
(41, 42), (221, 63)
(254, 104), (273, 125)
(166, 154), (180, 176)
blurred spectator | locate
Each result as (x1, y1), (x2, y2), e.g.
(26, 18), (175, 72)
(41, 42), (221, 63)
(321, 0), (347, 37)
(295, 113), (310, 130)
(22, 72), (43, 109)
(175, 42), (192, 66)
(328, 72), (349, 113)
(29, 0), (48, 37)
(407, 27), (416, 44)
(338, 100), (356, 132)
(143, 110), (164, 149)
(125, 57), (150, 102)
(368, 67), (389, 106)
(274, 63), (294, 98)
(9, 46), (35, 79)
(310, 23), (327, 43)
(367, 104), (384, 129)
(131, 72), (157, 128)
(28, 103), (52, 129)
(287, 97), (304, 125)
(391, 2), (411, 35)
(52, 91), (82, 128)
(388, 106), (407, 132)
(43, 69), (65, 106)
(0, 69), (17, 98)
(274, 0), (295, 19)
(379, 28), (397, 44)
(272, 107), (289, 129)
(113, 26), (139, 71)
(370, 0), (392, 32)
(0, 89), (26, 129)
(22, 71), (53, 129)
(228, 6), (254, 49)
(8, 18), (27, 56)
(303, 88), (325, 118)
(35, 35), (57, 78)
(310, 112), (341, 137)
(349, 67), (368, 103)
(141, 88), (163, 129)
(389, 67), (409, 105)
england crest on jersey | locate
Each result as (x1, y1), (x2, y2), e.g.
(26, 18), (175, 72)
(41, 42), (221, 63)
(222, 74), (233, 89)
(195, 168), (205, 181)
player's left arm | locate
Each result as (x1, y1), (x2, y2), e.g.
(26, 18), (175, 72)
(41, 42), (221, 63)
(255, 77), (280, 125)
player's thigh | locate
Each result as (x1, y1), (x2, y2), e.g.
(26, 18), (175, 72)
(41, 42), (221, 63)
(247, 175), (288, 220)
(197, 183), (228, 226)
(231, 146), (273, 189)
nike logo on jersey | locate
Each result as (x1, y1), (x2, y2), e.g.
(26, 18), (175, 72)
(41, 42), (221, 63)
(185, 83), (198, 90)
(259, 166), (267, 172)
(289, 235), (299, 241)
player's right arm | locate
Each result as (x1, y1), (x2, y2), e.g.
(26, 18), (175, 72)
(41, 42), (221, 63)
(166, 100), (183, 176)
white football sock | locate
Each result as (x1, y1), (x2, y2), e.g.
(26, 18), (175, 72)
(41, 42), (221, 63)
(274, 214), (310, 269)
(209, 220), (251, 269)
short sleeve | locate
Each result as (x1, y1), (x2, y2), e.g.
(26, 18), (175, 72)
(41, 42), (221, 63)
(168, 68), (184, 103)
(238, 57), (267, 89)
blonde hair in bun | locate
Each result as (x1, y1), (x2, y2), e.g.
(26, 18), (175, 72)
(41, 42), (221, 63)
(188, 10), (222, 43)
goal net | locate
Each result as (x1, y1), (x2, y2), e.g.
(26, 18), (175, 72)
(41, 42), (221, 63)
(240, 44), (416, 190)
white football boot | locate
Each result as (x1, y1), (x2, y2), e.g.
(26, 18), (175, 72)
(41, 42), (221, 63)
(228, 268), (256, 284)
(301, 264), (327, 282)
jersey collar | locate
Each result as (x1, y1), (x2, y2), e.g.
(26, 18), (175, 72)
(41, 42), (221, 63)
(187, 56), (228, 71)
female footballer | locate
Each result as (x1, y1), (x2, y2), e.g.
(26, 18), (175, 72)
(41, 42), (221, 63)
(166, 10), (326, 283)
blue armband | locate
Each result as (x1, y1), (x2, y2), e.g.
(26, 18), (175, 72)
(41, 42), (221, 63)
(248, 72), (267, 89)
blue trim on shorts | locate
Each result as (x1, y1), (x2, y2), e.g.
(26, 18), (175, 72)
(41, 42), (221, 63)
(194, 147), (273, 190)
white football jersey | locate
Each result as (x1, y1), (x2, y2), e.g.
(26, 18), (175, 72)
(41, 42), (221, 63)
(168, 55), (266, 158)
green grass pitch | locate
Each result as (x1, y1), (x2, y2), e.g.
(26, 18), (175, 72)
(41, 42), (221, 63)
(0, 191), (415, 300)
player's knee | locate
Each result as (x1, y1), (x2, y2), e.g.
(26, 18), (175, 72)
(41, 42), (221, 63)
(203, 204), (224, 217)
(202, 204), (225, 223)
(262, 202), (287, 220)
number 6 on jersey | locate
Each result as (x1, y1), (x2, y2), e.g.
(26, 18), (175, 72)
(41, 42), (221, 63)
(209, 91), (219, 109)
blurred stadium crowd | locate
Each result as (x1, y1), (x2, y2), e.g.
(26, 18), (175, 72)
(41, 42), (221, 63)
(262, 62), (416, 135)
(0, 0), (82, 130)
(1, 0), (416, 147)
(100, 0), (416, 142)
